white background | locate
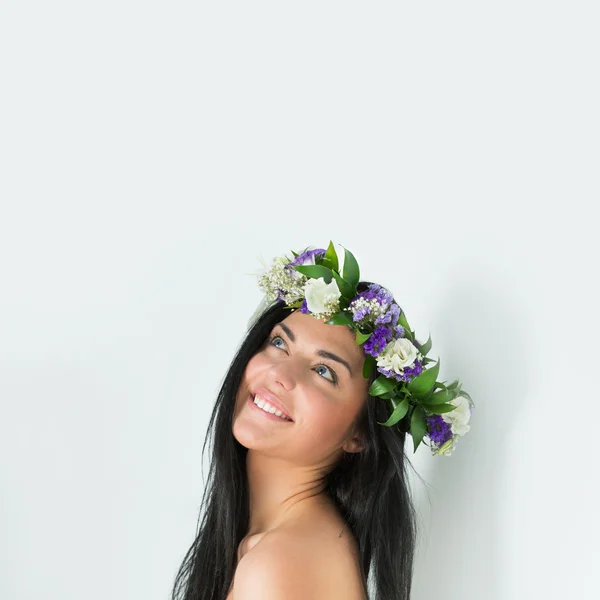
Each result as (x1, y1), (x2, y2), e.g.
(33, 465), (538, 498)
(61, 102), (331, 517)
(1, 2), (598, 599)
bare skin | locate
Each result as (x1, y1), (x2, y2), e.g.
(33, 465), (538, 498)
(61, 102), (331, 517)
(228, 309), (370, 598)
(225, 504), (367, 599)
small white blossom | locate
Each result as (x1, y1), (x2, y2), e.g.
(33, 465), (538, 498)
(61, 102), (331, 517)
(375, 338), (419, 374)
(257, 256), (306, 305)
(349, 297), (390, 325)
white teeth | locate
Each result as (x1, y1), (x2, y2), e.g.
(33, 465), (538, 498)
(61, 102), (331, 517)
(253, 394), (291, 421)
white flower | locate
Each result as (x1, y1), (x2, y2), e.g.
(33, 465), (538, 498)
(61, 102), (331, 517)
(441, 395), (472, 437)
(375, 338), (419, 374)
(304, 277), (341, 316)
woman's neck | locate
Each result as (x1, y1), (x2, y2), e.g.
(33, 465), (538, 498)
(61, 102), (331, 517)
(244, 448), (333, 536)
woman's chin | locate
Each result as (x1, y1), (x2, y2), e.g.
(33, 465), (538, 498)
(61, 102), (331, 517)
(232, 407), (266, 448)
(232, 406), (290, 450)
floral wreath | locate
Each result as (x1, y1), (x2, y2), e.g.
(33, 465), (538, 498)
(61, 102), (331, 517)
(248, 241), (474, 457)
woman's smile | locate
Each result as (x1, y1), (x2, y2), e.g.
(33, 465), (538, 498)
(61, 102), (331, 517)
(247, 393), (294, 423)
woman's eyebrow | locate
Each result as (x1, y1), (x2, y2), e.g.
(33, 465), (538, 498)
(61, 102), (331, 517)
(276, 321), (354, 377)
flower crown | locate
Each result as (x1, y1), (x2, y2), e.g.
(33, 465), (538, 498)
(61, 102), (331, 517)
(249, 241), (474, 457)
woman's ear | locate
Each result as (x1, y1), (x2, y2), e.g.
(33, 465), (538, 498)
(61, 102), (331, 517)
(342, 429), (366, 454)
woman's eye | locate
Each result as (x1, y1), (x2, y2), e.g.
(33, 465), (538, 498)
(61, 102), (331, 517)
(315, 364), (336, 384)
(269, 334), (337, 385)
(269, 334), (286, 349)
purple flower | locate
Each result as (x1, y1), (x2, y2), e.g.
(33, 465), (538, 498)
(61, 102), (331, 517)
(426, 414), (453, 446)
(353, 306), (370, 321)
(363, 325), (393, 357)
(352, 283), (394, 306)
(300, 298), (310, 314)
(285, 248), (326, 269)
(403, 359), (423, 379)
(350, 284), (402, 332)
(376, 302), (400, 326)
(376, 359), (423, 382)
(393, 324), (405, 338)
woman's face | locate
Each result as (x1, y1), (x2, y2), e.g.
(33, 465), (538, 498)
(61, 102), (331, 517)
(232, 309), (370, 468)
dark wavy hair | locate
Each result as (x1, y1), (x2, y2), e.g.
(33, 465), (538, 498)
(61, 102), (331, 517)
(170, 282), (420, 600)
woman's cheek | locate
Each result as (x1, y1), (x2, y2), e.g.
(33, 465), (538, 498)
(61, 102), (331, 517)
(246, 353), (270, 375)
(302, 395), (338, 432)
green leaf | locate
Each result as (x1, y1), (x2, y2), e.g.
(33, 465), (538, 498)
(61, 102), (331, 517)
(418, 333), (432, 356)
(377, 398), (409, 427)
(324, 240), (339, 272)
(407, 358), (440, 398)
(355, 330), (372, 345)
(397, 309), (411, 332)
(290, 250), (299, 258)
(285, 301), (303, 310)
(320, 258), (336, 271)
(292, 264), (333, 282)
(416, 387), (435, 404)
(410, 405), (427, 452)
(425, 388), (454, 405)
(461, 389), (474, 405)
(331, 271), (355, 300)
(369, 375), (397, 397)
(362, 355), (376, 379)
(341, 246), (360, 289)
(396, 309), (415, 342)
(325, 311), (353, 326)
(421, 402), (457, 415)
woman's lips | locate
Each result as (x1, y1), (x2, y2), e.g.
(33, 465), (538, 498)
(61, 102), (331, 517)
(247, 393), (294, 423)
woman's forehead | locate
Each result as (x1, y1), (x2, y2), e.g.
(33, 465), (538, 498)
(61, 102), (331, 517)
(279, 310), (364, 363)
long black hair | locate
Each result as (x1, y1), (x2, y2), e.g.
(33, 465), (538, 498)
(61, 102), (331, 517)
(171, 282), (419, 600)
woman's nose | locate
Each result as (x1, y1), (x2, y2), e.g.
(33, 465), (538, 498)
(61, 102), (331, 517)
(268, 359), (299, 390)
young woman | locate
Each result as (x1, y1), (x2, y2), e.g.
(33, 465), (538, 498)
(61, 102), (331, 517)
(170, 243), (473, 600)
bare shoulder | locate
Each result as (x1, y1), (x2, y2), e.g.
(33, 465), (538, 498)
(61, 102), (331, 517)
(231, 513), (367, 600)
